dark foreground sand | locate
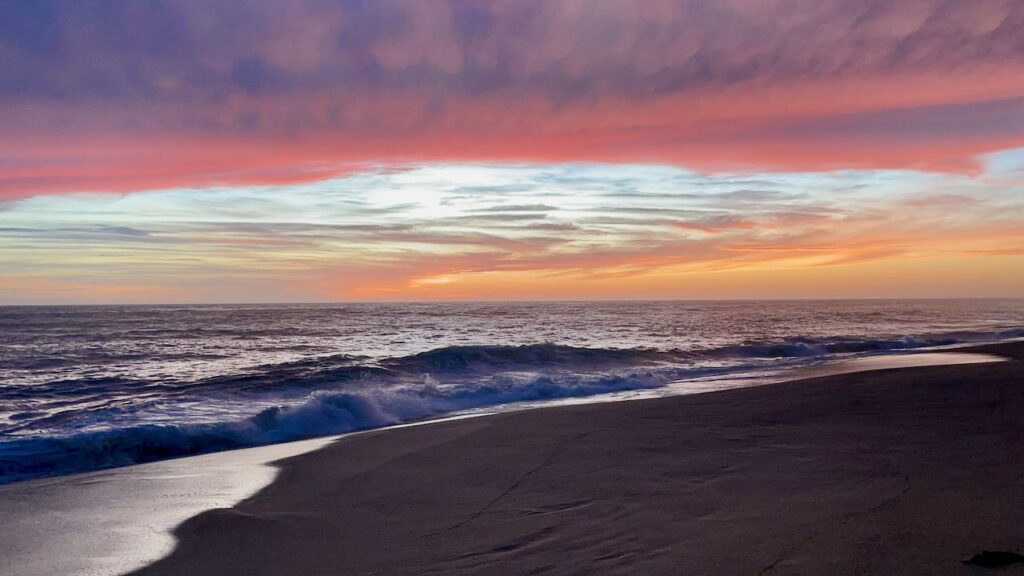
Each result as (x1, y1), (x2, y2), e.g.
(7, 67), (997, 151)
(135, 343), (1024, 576)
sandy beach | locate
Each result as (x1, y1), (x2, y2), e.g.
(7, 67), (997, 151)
(128, 342), (1024, 576)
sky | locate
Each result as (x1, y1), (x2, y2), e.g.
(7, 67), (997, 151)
(1, 0), (1022, 303)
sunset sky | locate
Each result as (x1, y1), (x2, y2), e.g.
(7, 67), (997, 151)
(1, 0), (1022, 303)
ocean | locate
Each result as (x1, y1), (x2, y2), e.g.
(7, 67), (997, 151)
(1, 299), (1021, 484)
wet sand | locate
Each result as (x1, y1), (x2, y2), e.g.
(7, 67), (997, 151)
(0, 437), (336, 576)
(132, 342), (1024, 575)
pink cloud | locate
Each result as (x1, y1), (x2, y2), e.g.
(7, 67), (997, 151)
(1, 0), (1023, 198)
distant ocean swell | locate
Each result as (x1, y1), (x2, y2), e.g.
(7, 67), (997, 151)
(2, 327), (1022, 484)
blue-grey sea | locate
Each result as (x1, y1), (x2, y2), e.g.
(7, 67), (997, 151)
(1, 299), (1021, 484)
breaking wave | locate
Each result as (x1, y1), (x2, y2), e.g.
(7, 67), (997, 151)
(0, 370), (665, 483)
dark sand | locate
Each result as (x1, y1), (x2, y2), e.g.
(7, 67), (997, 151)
(135, 343), (1024, 576)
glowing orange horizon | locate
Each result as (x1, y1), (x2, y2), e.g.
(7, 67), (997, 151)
(2, 161), (1021, 304)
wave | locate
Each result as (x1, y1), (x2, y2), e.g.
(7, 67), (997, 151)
(384, 343), (679, 373)
(704, 329), (1024, 359)
(381, 331), (1024, 370)
(5, 330), (1022, 400)
(3, 328), (1021, 484)
(0, 371), (665, 483)
(708, 337), (949, 359)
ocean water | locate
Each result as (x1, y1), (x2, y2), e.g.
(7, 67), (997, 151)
(1, 299), (1021, 484)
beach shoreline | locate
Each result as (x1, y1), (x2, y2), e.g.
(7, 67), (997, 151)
(2, 344), (1020, 576)
(126, 342), (1024, 575)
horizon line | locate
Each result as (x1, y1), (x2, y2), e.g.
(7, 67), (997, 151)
(3, 296), (1022, 308)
